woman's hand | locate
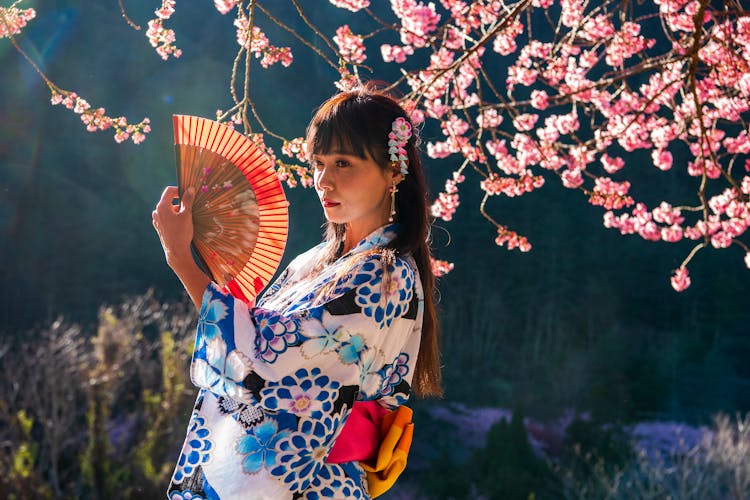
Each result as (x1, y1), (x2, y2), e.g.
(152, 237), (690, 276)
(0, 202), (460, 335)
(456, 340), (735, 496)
(152, 185), (196, 269)
(152, 185), (210, 310)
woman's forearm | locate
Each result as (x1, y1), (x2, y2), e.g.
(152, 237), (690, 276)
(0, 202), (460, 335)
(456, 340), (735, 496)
(168, 251), (211, 311)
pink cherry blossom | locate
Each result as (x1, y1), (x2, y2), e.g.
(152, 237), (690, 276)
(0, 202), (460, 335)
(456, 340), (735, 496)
(589, 178), (634, 210)
(154, 0), (175, 20)
(512, 113), (538, 132)
(146, 18), (181, 60)
(652, 202), (684, 225)
(600, 154), (625, 174)
(687, 159), (722, 179)
(561, 168), (583, 189)
(670, 266), (691, 292)
(431, 191), (460, 221)
(214, 0), (238, 15)
(492, 19), (523, 56)
(561, 0), (584, 28)
(652, 149), (673, 171)
(430, 173), (464, 221)
(581, 14), (614, 42)
(282, 137), (309, 163)
(391, 0), (441, 48)
(661, 225), (683, 242)
(381, 44), (414, 63)
(0, 6), (36, 39)
(476, 108), (503, 129)
(441, 114), (469, 137)
(334, 25), (366, 64)
(330, 0), (370, 12)
(490, 171), (543, 197)
(495, 225), (531, 252)
(530, 90), (549, 110)
(49, 90), (150, 144)
(605, 22), (656, 67)
(710, 231), (733, 249)
(430, 258), (454, 277)
(234, 14), (293, 68)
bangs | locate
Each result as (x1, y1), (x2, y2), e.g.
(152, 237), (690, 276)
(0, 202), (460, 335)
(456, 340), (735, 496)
(306, 94), (388, 163)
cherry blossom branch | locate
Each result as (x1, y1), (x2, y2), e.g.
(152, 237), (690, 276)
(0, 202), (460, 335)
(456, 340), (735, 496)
(10, 0), (750, 282)
(290, 0), (338, 57)
(255, 2), (338, 70)
(118, 0), (141, 31)
(241, 1), (255, 135)
(686, 0), (715, 256)
(0, 5), (150, 144)
(146, 0), (181, 60)
(405, 0), (534, 108)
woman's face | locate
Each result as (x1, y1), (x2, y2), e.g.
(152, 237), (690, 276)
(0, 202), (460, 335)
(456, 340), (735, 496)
(312, 147), (399, 237)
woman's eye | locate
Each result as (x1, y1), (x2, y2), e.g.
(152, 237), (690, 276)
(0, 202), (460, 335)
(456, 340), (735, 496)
(311, 160), (324, 169)
(335, 159), (350, 168)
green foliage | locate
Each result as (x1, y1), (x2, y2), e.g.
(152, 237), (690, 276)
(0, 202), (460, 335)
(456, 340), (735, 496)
(1, 411), (53, 499)
(413, 407), (555, 499)
(559, 418), (634, 484)
(81, 307), (134, 498)
(81, 383), (129, 499)
(469, 408), (555, 500)
(12, 411), (38, 480)
(134, 330), (193, 486)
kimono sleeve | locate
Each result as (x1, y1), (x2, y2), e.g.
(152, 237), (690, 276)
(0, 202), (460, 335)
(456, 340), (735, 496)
(189, 253), (423, 410)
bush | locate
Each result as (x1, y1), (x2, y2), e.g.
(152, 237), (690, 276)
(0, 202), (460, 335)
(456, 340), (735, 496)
(0, 292), (197, 499)
(413, 406), (555, 500)
(554, 413), (750, 499)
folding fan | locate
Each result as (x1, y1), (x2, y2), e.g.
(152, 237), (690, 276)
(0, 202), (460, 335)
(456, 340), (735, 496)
(173, 114), (288, 304)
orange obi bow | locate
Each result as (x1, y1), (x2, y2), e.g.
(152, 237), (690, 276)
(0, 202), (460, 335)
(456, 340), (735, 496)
(326, 401), (414, 498)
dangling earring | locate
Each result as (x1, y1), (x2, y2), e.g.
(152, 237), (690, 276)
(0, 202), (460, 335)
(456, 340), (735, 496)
(389, 182), (398, 223)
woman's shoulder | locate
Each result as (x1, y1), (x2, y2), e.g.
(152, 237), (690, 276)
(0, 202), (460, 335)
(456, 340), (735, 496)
(285, 242), (327, 274)
(345, 249), (418, 284)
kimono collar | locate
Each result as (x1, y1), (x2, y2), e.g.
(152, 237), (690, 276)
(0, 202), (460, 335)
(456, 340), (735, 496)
(340, 223), (400, 259)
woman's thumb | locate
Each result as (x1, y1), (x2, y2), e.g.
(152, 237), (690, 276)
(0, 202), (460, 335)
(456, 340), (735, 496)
(181, 187), (196, 212)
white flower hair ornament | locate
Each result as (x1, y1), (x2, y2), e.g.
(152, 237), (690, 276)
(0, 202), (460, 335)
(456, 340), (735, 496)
(388, 117), (412, 176)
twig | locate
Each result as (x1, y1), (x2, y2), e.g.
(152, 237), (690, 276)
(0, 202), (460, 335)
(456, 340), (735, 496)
(290, 0), (338, 56)
(255, 2), (339, 70)
(118, 0), (141, 30)
(406, 0), (534, 108)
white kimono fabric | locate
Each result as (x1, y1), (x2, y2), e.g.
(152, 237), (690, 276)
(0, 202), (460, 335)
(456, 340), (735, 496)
(167, 224), (424, 500)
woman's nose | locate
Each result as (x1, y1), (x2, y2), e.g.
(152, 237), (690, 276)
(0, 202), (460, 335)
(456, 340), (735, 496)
(315, 165), (333, 191)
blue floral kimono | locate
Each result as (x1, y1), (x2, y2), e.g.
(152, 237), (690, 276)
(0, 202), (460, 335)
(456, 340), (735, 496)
(167, 224), (423, 500)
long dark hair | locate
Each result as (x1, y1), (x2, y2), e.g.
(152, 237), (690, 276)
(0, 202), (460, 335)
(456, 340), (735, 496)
(306, 86), (443, 398)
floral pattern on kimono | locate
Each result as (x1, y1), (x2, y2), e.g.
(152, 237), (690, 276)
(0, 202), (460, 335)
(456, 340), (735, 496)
(167, 224), (423, 499)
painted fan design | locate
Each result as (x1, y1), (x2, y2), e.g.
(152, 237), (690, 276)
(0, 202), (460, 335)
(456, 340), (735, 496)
(173, 114), (288, 304)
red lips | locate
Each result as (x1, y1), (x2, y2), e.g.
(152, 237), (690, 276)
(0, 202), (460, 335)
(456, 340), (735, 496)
(322, 198), (340, 207)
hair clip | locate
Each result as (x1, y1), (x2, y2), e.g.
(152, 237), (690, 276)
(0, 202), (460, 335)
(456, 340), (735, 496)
(388, 117), (412, 176)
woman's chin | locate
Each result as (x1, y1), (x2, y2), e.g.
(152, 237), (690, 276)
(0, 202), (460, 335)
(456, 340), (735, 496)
(322, 208), (346, 224)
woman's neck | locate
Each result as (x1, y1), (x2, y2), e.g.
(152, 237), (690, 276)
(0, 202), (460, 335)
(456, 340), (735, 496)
(342, 221), (386, 254)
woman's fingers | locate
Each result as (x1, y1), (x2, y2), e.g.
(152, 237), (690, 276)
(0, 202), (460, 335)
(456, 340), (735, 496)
(152, 185), (195, 257)
(156, 185), (195, 217)
(156, 185), (179, 214)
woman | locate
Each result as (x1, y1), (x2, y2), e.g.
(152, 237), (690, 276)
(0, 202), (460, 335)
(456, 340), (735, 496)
(153, 87), (441, 499)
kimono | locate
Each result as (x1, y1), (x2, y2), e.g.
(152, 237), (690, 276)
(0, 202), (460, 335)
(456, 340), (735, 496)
(167, 224), (423, 500)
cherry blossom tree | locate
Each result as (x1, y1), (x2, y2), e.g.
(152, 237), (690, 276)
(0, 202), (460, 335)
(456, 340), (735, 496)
(3, 0), (749, 291)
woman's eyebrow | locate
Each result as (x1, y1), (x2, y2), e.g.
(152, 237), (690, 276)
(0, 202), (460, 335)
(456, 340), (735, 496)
(315, 149), (361, 157)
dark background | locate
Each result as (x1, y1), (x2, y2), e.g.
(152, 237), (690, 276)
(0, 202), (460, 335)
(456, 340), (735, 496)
(1, 0), (749, 423)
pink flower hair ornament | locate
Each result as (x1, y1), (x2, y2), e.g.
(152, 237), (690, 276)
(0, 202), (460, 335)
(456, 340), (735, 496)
(388, 117), (412, 175)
